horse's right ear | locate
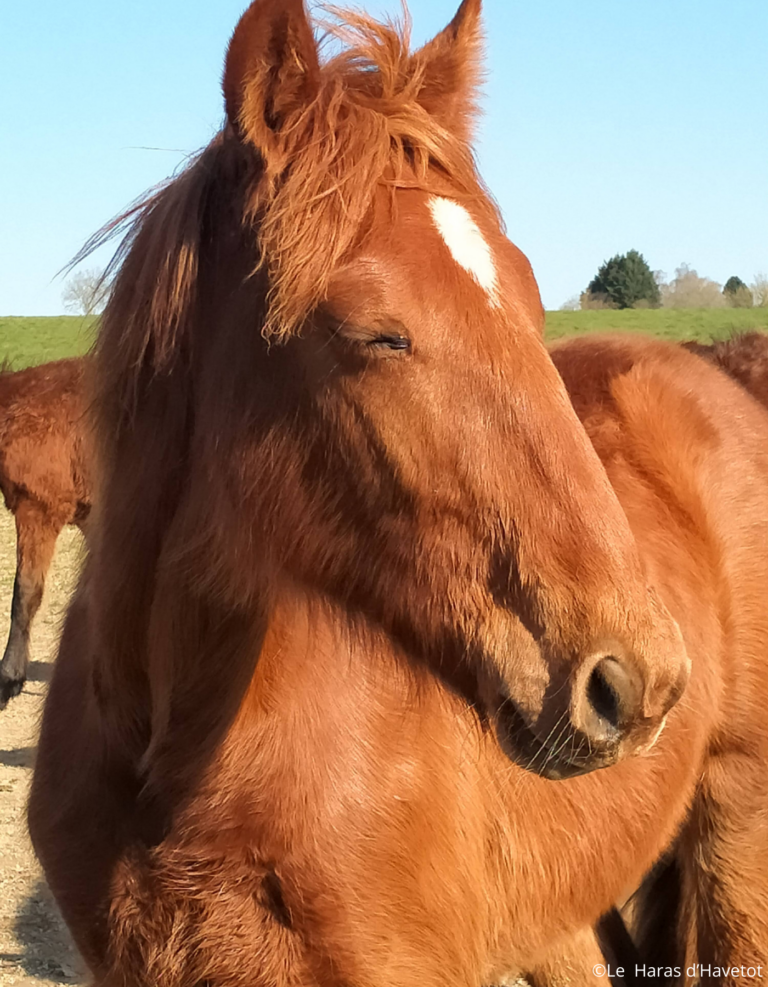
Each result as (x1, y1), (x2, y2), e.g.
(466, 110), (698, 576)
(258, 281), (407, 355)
(223, 0), (320, 170)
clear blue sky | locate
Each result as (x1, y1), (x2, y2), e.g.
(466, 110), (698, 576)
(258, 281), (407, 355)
(2, 0), (766, 315)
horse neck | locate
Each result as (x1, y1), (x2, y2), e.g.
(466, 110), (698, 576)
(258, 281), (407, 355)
(139, 586), (651, 962)
(99, 570), (689, 963)
(142, 583), (427, 782)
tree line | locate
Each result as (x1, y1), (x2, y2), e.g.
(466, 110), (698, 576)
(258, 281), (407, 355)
(562, 251), (768, 311)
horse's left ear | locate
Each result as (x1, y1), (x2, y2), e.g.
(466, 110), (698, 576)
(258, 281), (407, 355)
(222, 0), (320, 169)
(415, 0), (484, 144)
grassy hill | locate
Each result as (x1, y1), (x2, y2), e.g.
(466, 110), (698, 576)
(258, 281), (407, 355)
(545, 307), (768, 343)
(2, 310), (767, 369)
(0, 316), (96, 369)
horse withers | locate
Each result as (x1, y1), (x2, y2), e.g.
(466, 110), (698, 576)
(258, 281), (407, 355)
(28, 1), (768, 983)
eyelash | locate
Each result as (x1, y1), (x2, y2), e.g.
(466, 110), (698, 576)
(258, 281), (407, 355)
(367, 334), (412, 352)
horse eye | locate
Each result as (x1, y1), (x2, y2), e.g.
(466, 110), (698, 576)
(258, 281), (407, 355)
(368, 334), (411, 352)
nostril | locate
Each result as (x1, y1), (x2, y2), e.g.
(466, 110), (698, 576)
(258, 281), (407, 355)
(586, 656), (637, 734)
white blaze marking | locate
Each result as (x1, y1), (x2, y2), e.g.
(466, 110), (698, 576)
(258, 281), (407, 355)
(429, 196), (500, 306)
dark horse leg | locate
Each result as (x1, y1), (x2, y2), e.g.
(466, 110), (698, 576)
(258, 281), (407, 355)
(621, 856), (682, 971)
(0, 499), (62, 709)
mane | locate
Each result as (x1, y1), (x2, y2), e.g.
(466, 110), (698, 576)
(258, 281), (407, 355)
(83, 5), (490, 396)
(703, 330), (768, 365)
(682, 330), (768, 408)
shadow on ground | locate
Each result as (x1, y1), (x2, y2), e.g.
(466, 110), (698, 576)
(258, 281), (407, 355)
(2, 879), (86, 984)
(26, 661), (53, 684)
(0, 745), (36, 768)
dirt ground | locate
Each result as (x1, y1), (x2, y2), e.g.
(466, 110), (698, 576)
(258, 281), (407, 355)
(0, 509), (89, 986)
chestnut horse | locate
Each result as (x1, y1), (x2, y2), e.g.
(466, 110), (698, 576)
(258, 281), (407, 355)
(0, 357), (90, 708)
(29, 1), (768, 983)
(682, 331), (768, 412)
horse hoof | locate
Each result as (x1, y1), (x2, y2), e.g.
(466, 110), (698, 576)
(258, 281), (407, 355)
(0, 677), (25, 709)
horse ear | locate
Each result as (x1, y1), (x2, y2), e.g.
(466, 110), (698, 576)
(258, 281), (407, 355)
(415, 0), (484, 144)
(223, 0), (320, 165)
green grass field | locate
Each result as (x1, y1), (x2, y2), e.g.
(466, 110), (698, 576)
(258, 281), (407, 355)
(2, 310), (767, 369)
(0, 316), (96, 369)
(545, 307), (768, 342)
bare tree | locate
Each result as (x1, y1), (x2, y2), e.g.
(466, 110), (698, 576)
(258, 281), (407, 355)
(661, 264), (725, 309)
(559, 295), (581, 311)
(727, 286), (755, 308)
(62, 267), (111, 315)
(752, 272), (768, 308)
(579, 291), (617, 310)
